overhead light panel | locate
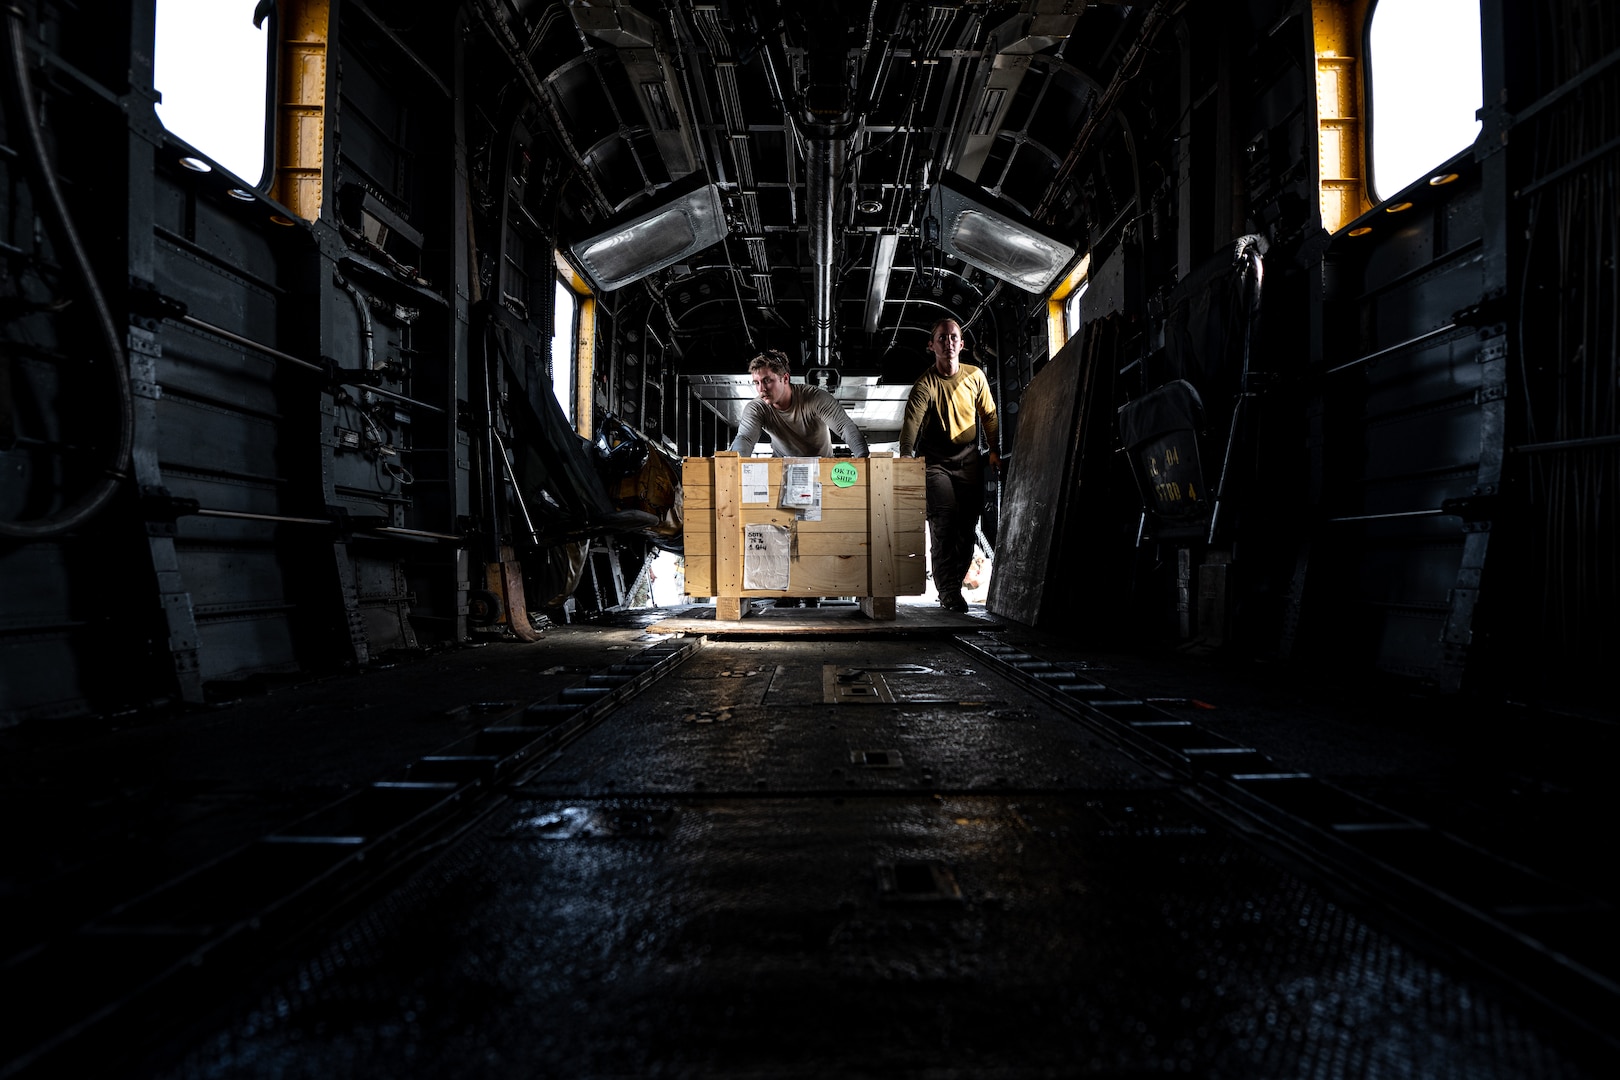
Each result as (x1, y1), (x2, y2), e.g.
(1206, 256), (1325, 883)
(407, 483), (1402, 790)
(865, 231), (899, 334)
(930, 171), (1077, 294)
(570, 181), (728, 293)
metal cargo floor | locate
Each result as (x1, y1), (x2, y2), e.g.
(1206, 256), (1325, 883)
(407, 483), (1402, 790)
(3, 604), (1615, 1078)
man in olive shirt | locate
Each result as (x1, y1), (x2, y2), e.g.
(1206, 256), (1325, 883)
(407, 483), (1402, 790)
(729, 349), (868, 459)
(898, 319), (1000, 613)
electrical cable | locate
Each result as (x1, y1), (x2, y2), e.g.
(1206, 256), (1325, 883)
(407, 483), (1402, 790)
(0, 7), (133, 539)
(336, 273), (376, 370)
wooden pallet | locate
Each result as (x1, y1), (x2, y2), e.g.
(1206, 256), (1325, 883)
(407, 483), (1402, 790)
(647, 600), (987, 636)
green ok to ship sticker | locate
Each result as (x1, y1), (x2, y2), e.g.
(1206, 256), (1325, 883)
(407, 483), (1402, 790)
(830, 462), (858, 487)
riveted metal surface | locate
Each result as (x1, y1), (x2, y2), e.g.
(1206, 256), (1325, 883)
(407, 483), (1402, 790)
(148, 786), (1604, 1079)
(510, 640), (1161, 796)
(112, 635), (1616, 1077)
(18, 622), (1610, 1078)
(954, 629), (1620, 1048)
(0, 631), (702, 1076)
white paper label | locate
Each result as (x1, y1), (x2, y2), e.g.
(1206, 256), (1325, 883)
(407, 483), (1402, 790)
(741, 462), (770, 503)
(781, 461), (816, 507)
(803, 482), (822, 521)
(743, 524), (792, 590)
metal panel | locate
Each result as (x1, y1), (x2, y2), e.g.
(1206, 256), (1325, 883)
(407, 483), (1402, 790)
(0, 544), (89, 723)
(154, 235), (281, 344)
(179, 546), (298, 610)
(195, 612), (301, 681)
(337, 42), (416, 203)
(352, 552), (418, 653)
(154, 396), (284, 481)
(0, 631), (89, 723)
(1307, 143), (1502, 687)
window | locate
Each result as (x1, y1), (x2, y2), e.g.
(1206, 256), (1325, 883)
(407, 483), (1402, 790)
(153, 0), (271, 184)
(1064, 279), (1090, 340)
(552, 253), (597, 439)
(551, 277), (578, 426)
(1046, 254), (1091, 358)
(1367, 0), (1482, 201)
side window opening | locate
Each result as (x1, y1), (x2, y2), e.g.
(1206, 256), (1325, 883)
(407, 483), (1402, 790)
(551, 276), (578, 428)
(1064, 279), (1090, 341)
(552, 254), (597, 440)
(1047, 253), (1091, 359)
(153, 0), (272, 185)
(1366, 0), (1483, 201)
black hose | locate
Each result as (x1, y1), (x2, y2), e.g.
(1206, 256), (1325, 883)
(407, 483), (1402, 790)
(0, 6), (133, 539)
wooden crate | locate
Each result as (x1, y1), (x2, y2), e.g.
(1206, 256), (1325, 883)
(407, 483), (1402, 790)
(682, 452), (926, 620)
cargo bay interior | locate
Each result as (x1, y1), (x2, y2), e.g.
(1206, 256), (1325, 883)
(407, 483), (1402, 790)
(1, 1), (1617, 1076)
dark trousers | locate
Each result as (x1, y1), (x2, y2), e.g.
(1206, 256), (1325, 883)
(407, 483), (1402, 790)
(925, 456), (983, 597)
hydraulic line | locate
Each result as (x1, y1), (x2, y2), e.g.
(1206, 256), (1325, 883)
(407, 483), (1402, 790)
(336, 273), (377, 370)
(0, 7), (133, 539)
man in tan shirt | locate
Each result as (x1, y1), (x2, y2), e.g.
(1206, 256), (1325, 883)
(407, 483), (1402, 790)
(729, 350), (868, 458)
(730, 349), (867, 608)
(898, 318), (1000, 612)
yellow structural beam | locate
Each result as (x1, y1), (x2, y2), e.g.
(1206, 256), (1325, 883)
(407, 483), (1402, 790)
(271, 0), (329, 221)
(1312, 0), (1373, 233)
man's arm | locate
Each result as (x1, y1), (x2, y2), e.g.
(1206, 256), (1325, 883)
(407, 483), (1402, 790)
(897, 378), (931, 457)
(975, 370), (1001, 471)
(975, 370), (999, 447)
(728, 400), (767, 454)
(812, 390), (869, 457)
